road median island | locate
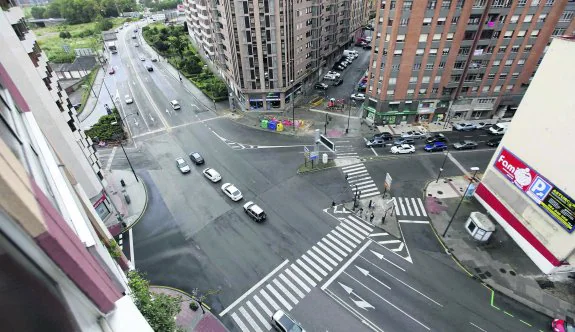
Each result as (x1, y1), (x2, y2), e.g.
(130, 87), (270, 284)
(297, 160), (336, 174)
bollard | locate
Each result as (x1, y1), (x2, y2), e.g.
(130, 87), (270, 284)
(368, 200), (372, 208)
(120, 179), (126, 187)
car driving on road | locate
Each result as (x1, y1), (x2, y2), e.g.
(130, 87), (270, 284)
(390, 144), (415, 154)
(176, 158), (190, 173)
(202, 168), (221, 182)
(170, 100), (181, 110)
(453, 122), (476, 131)
(221, 183), (243, 201)
(401, 131), (426, 139)
(453, 140), (478, 150)
(366, 138), (385, 147)
(314, 83), (328, 90)
(125, 95), (133, 104)
(272, 310), (304, 332)
(424, 142), (448, 152)
(426, 133), (447, 144)
(393, 137), (415, 146)
(243, 201), (266, 222)
(189, 152), (204, 165)
(350, 93), (365, 101)
(139, 54), (145, 61)
(486, 137), (502, 147)
(373, 132), (394, 141)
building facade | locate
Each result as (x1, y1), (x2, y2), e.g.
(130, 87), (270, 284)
(474, 36), (575, 274)
(184, 0), (369, 111)
(0, 1), (114, 222)
(364, 0), (575, 125)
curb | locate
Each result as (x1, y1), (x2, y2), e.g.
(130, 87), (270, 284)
(150, 285), (212, 311)
(121, 175), (148, 234)
(296, 163), (339, 174)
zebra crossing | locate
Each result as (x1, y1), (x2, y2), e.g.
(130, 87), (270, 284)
(393, 197), (428, 218)
(223, 212), (374, 332)
(332, 139), (358, 159)
(341, 163), (381, 199)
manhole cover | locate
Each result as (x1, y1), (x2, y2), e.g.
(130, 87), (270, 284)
(484, 271), (492, 278)
(500, 268), (507, 274)
(437, 190), (443, 195)
(509, 271), (516, 276)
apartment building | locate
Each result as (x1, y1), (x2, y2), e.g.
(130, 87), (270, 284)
(184, 0), (369, 111)
(0, 1), (114, 222)
(364, 0), (575, 125)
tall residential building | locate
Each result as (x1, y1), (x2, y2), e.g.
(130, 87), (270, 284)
(184, 0), (369, 111)
(364, 0), (575, 125)
(0, 0), (115, 223)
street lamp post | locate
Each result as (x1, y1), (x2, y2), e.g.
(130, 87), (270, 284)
(290, 80), (295, 132)
(436, 151), (450, 183)
(111, 113), (140, 182)
(442, 167), (480, 237)
(324, 113), (329, 135)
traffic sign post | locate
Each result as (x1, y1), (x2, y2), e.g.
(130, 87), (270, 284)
(310, 151), (319, 168)
(383, 173), (392, 197)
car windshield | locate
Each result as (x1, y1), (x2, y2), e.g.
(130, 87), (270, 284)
(278, 315), (302, 332)
(177, 160), (186, 166)
(231, 190), (240, 196)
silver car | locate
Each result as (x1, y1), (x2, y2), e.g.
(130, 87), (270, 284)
(202, 168), (221, 182)
(272, 310), (304, 332)
(176, 158), (190, 173)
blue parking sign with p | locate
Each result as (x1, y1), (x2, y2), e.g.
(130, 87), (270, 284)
(527, 176), (552, 203)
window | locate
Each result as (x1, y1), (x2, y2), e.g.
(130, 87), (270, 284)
(517, 30), (526, 37)
(433, 33), (442, 40)
(459, 46), (470, 55)
(524, 44), (533, 51)
(498, 15), (507, 23)
(454, 61), (465, 69)
(443, 48), (450, 55)
(397, 34), (406, 42)
(451, 74), (461, 82)
(482, 86), (490, 92)
(413, 63), (421, 70)
(531, 30), (540, 37)
(387, 90), (395, 95)
(488, 73), (496, 79)
(531, 0), (539, 6)
(494, 85), (502, 92)
(403, 1), (413, 9)
(511, 46), (520, 52)
(505, 60), (513, 66)
(423, 18), (432, 26)
(416, 49), (425, 55)
(419, 34), (428, 42)
(517, 59), (525, 65)
(512, 72), (520, 78)
(493, 60), (501, 66)
(442, 0), (452, 8)
(553, 28), (566, 36)
(486, 46), (495, 53)
(446, 33), (454, 40)
(389, 78), (397, 85)
(422, 76), (430, 83)
(452, 16), (459, 24)
(394, 49), (403, 56)
(409, 76), (418, 83)
(523, 15), (533, 23)
(498, 46), (507, 53)
(506, 85), (513, 91)
(510, 15), (519, 23)
(400, 18), (409, 26)
(419, 88), (428, 94)
(426, 63), (434, 70)
(432, 88), (439, 94)
(427, 0), (437, 9)
(438, 62), (445, 68)
(429, 48), (438, 55)
(407, 89), (415, 95)
(392, 64), (400, 71)
(435, 76), (441, 83)
(456, 0), (465, 8)
(471, 86), (479, 92)
(500, 72), (508, 79)
(518, 0), (527, 5)
(473, 0), (487, 8)
(545, 0), (553, 5)
(437, 17), (446, 25)
(560, 11), (574, 22)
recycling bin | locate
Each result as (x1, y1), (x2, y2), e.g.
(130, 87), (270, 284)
(268, 120), (277, 130)
(260, 119), (268, 128)
(276, 122), (284, 132)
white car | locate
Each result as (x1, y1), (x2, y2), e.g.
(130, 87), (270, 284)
(176, 158), (190, 173)
(139, 54), (145, 61)
(202, 168), (221, 182)
(327, 71), (341, 77)
(323, 74), (337, 80)
(272, 310), (304, 332)
(401, 131), (427, 139)
(474, 122), (488, 129)
(221, 183), (243, 201)
(125, 95), (133, 104)
(390, 144), (415, 154)
(350, 93), (365, 101)
(453, 122), (476, 131)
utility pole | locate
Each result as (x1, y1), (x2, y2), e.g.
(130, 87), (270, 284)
(442, 167), (480, 237)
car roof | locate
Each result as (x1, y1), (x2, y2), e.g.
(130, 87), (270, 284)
(249, 203), (264, 214)
(171, 100), (179, 103)
(176, 158), (185, 163)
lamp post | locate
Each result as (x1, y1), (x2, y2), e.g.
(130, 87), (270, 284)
(442, 167), (480, 237)
(290, 79), (295, 132)
(436, 151), (450, 183)
(324, 113), (329, 135)
(111, 113), (140, 182)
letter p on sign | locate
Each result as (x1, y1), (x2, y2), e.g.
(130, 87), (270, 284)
(528, 176), (551, 202)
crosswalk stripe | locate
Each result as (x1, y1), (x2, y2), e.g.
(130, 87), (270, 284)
(348, 175), (371, 181)
(354, 183), (377, 190)
(296, 259), (322, 282)
(273, 279), (299, 305)
(351, 180), (375, 186)
(347, 215), (374, 232)
(356, 187), (379, 194)
(285, 268), (311, 293)
(317, 241), (342, 262)
(342, 165), (365, 173)
(246, 301), (272, 330)
(291, 263), (317, 287)
(279, 273), (305, 299)
(331, 229), (356, 248)
(306, 250), (333, 272)
(341, 163), (363, 170)
(371, 232), (389, 237)
(418, 198), (428, 216)
(231, 312), (250, 332)
(411, 198), (421, 216)
(346, 170), (368, 176)
(405, 197), (413, 215)
(361, 191), (381, 199)
(342, 219), (370, 237)
(259, 289), (280, 311)
(399, 198), (407, 215)
(253, 294), (273, 317)
(322, 237), (348, 257)
(393, 198), (400, 215)
(266, 284), (293, 311)
(378, 239), (402, 244)
(338, 224), (362, 243)
(312, 245), (338, 266)
(337, 152), (358, 156)
(326, 233), (352, 252)
(239, 306), (264, 332)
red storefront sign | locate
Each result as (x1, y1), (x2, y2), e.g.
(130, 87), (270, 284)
(494, 148), (537, 191)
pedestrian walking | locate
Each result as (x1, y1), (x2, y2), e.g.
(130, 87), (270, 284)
(345, 174), (349, 180)
(332, 201), (336, 207)
(368, 200), (373, 208)
(370, 212), (375, 222)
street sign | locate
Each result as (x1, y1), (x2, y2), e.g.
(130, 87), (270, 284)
(310, 151), (319, 160)
(319, 134), (335, 151)
(304, 146), (309, 153)
(384, 173), (392, 190)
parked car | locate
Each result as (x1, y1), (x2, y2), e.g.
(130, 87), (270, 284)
(474, 122), (488, 129)
(125, 95), (133, 104)
(202, 168), (221, 182)
(333, 79), (344, 86)
(426, 133), (447, 144)
(189, 152), (205, 165)
(391, 144), (415, 154)
(176, 158), (190, 173)
(327, 71), (341, 77)
(373, 132), (394, 140)
(243, 201), (267, 222)
(351, 93), (365, 101)
(170, 100), (181, 110)
(486, 137), (502, 147)
(323, 74), (337, 80)
(453, 122), (476, 131)
(424, 142), (448, 152)
(401, 131), (426, 139)
(366, 138), (386, 147)
(552, 318), (575, 332)
(221, 183), (243, 201)
(393, 137), (415, 145)
(453, 140), (478, 150)
(363, 43), (372, 50)
(314, 83), (328, 90)
(272, 310), (304, 332)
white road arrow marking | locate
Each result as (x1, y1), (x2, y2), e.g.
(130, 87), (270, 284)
(337, 282), (375, 311)
(391, 242), (405, 252)
(370, 250), (406, 271)
(333, 206), (348, 214)
(355, 265), (391, 290)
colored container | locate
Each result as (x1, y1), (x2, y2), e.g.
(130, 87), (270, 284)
(268, 120), (277, 130)
(260, 119), (268, 128)
(276, 122), (284, 132)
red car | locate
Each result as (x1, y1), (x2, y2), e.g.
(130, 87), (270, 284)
(108, 67), (115, 75)
(553, 319), (575, 332)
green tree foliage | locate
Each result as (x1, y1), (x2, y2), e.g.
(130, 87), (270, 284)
(30, 6), (46, 19)
(45, 0), (137, 22)
(84, 110), (125, 142)
(127, 271), (183, 332)
(146, 0), (179, 11)
(96, 17), (114, 31)
(59, 31), (72, 39)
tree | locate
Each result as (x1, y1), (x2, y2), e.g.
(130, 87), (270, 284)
(153, 40), (170, 53)
(168, 35), (186, 61)
(96, 17), (114, 31)
(84, 111), (124, 141)
(46, 1), (62, 18)
(31, 6), (46, 19)
(127, 271), (183, 332)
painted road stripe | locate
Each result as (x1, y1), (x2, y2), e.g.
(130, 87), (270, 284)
(246, 301), (271, 330)
(371, 232), (389, 237)
(279, 273), (305, 299)
(266, 284), (293, 311)
(378, 239), (402, 244)
(411, 198), (421, 216)
(291, 263), (317, 287)
(331, 229), (356, 248)
(253, 294), (273, 317)
(321, 241), (372, 290)
(312, 245), (338, 266)
(342, 219), (370, 236)
(417, 198), (427, 217)
(398, 220), (430, 224)
(337, 152), (358, 156)
(405, 198), (413, 215)
(317, 241), (342, 261)
(357, 187), (380, 194)
(361, 191), (381, 199)
(231, 312), (250, 332)
(354, 183), (376, 190)
(348, 215), (373, 232)
(327, 233), (352, 252)
(346, 170), (368, 176)
(338, 224), (362, 242)
(399, 198), (407, 215)
(272, 279), (299, 305)
(393, 198), (400, 215)
(342, 165), (365, 173)
(285, 268), (311, 293)
(259, 289), (280, 311)
(306, 250), (333, 272)
(351, 180), (375, 186)
(238, 306), (263, 332)
(348, 175), (371, 182)
(322, 237), (348, 257)
(296, 259), (322, 281)
(341, 163), (364, 170)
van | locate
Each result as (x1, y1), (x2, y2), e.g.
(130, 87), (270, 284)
(488, 122), (509, 135)
(343, 50), (358, 57)
(170, 100), (181, 110)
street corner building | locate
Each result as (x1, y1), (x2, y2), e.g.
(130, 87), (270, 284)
(473, 36), (575, 274)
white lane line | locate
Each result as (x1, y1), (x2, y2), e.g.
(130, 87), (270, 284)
(285, 268), (311, 293)
(312, 245), (338, 266)
(323, 237), (349, 257)
(337, 152), (358, 156)
(231, 312), (250, 332)
(405, 198), (413, 216)
(220, 259), (289, 316)
(253, 294), (273, 317)
(259, 289), (280, 311)
(393, 198), (400, 215)
(105, 147), (117, 171)
(246, 301), (271, 330)
(291, 263), (318, 287)
(266, 284), (293, 311)
(347, 270), (390, 290)
(470, 322), (487, 332)
(327, 233), (352, 252)
(378, 239), (402, 244)
(342, 219), (371, 236)
(238, 306), (264, 332)
(279, 273), (305, 299)
(332, 229), (357, 248)
(371, 232), (389, 237)
(411, 198), (421, 216)
(321, 240), (371, 290)
(448, 153), (471, 177)
(370, 146), (378, 156)
(398, 220), (430, 224)
(348, 215), (374, 232)
(418, 198), (428, 217)
(398, 197), (407, 215)
(361, 191), (381, 199)
(296, 259), (322, 281)
(306, 250), (333, 272)
(342, 163), (364, 170)
(272, 279), (299, 305)
(317, 241), (342, 261)
(338, 224), (362, 243)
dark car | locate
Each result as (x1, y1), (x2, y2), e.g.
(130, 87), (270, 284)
(393, 137), (415, 145)
(333, 79), (344, 86)
(243, 201), (266, 222)
(486, 137), (502, 147)
(363, 44), (372, 50)
(314, 83), (328, 90)
(366, 138), (385, 147)
(373, 132), (393, 141)
(424, 142), (448, 152)
(453, 140), (478, 150)
(426, 133), (447, 144)
(145, 63), (153, 71)
(189, 152), (205, 165)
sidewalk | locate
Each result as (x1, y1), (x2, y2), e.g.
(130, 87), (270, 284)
(150, 286), (229, 332)
(424, 176), (575, 319)
(104, 169), (148, 235)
